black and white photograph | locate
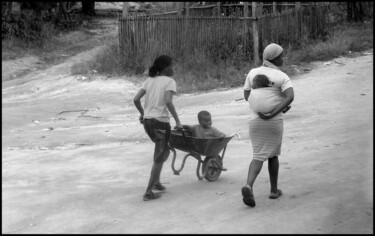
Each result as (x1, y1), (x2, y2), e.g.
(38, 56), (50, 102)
(2, 1), (373, 234)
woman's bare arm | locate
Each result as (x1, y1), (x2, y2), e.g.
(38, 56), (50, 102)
(258, 87), (294, 120)
(244, 90), (251, 101)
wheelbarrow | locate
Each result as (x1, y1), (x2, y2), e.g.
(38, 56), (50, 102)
(163, 129), (239, 181)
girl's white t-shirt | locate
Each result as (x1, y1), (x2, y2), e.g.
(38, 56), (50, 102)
(142, 75), (177, 123)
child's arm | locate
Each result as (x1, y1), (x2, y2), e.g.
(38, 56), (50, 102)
(182, 125), (191, 130)
(212, 127), (226, 138)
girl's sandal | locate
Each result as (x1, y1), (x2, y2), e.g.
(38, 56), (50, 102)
(269, 189), (283, 199)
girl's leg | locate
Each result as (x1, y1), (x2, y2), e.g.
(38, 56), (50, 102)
(146, 161), (164, 193)
(154, 149), (169, 185)
(146, 133), (170, 193)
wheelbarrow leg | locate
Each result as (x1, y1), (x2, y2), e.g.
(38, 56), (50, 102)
(171, 149), (193, 176)
(195, 156), (203, 180)
(219, 145), (228, 171)
(170, 146), (180, 175)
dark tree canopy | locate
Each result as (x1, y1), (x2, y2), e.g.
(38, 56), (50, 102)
(82, 2), (95, 16)
(346, 2), (364, 22)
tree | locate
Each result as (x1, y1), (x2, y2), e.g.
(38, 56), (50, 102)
(3, 2), (13, 18)
(122, 2), (129, 18)
(82, 1), (95, 16)
(346, 2), (364, 22)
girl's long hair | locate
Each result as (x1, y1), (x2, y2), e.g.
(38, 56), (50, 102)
(149, 55), (172, 77)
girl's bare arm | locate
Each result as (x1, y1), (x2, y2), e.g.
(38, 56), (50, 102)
(133, 89), (146, 123)
(165, 90), (182, 128)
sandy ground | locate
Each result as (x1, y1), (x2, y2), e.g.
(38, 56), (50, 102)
(1, 17), (373, 233)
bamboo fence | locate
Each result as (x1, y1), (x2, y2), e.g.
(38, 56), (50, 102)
(118, 4), (329, 62)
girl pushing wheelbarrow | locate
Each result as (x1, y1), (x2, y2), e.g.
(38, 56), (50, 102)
(133, 56), (238, 201)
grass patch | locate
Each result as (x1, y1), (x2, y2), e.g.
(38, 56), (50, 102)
(71, 36), (124, 77)
(284, 21), (373, 65)
(2, 14), (116, 67)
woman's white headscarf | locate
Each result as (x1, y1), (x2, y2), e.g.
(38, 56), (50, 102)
(262, 43), (283, 69)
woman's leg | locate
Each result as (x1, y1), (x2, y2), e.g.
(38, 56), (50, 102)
(246, 159), (263, 187)
(242, 159), (263, 206)
(268, 155), (280, 194)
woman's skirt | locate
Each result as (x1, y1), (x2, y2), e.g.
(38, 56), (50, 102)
(249, 118), (283, 161)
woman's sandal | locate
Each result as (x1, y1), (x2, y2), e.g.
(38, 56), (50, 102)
(269, 189), (283, 199)
(241, 185), (256, 207)
(143, 191), (161, 201)
(153, 183), (167, 191)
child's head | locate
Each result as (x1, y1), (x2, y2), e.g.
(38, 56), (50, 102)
(198, 110), (212, 129)
(252, 74), (271, 89)
(149, 55), (173, 77)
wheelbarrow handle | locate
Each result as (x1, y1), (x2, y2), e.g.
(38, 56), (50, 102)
(230, 133), (241, 139)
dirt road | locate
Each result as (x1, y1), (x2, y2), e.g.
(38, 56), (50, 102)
(2, 35), (373, 233)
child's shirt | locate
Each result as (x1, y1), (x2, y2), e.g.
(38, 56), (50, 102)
(187, 124), (226, 139)
(142, 75), (177, 123)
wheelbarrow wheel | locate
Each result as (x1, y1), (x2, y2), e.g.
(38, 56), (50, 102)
(202, 156), (222, 181)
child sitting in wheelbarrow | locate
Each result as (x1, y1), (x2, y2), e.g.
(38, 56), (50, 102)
(169, 111), (233, 178)
(181, 110), (226, 139)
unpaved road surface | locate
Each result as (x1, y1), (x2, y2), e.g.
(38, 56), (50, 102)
(2, 26), (373, 233)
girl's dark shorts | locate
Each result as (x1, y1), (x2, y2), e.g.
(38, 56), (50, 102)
(143, 118), (171, 163)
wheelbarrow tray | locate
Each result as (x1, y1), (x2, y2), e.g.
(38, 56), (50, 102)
(168, 130), (233, 156)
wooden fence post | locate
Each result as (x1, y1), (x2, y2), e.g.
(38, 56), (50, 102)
(273, 2), (277, 15)
(185, 2), (189, 16)
(258, 2), (263, 16)
(296, 2), (301, 10)
(122, 2), (129, 18)
(217, 2), (221, 16)
(252, 2), (260, 65)
(296, 2), (301, 42)
(244, 2), (249, 17)
(243, 2), (249, 55)
(177, 2), (183, 16)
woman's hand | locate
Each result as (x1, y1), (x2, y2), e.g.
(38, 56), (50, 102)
(257, 112), (273, 120)
(282, 105), (291, 113)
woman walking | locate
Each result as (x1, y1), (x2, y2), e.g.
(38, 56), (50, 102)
(133, 55), (183, 201)
(242, 43), (294, 207)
